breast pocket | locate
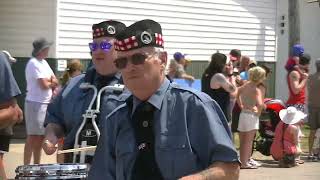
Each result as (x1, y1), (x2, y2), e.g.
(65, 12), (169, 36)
(115, 130), (135, 180)
(156, 134), (198, 179)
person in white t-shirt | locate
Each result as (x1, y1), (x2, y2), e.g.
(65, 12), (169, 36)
(24, 38), (58, 165)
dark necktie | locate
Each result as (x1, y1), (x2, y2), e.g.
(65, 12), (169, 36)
(93, 75), (115, 110)
(131, 102), (163, 180)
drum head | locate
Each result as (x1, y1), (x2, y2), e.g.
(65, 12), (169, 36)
(15, 163), (88, 179)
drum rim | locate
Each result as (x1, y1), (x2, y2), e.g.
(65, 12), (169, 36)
(15, 163), (88, 178)
(15, 174), (88, 179)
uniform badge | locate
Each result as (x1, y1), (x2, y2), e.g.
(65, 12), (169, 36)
(140, 31), (152, 44)
(142, 121), (149, 127)
(107, 25), (116, 35)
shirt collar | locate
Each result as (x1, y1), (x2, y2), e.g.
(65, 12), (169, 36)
(82, 68), (121, 93)
(131, 78), (170, 114)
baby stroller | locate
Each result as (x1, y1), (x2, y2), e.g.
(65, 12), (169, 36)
(254, 98), (286, 156)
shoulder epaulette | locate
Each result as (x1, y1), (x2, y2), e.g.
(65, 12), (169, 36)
(62, 74), (85, 98)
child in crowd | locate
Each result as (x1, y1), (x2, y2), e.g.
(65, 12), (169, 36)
(237, 66), (266, 169)
(285, 44), (305, 74)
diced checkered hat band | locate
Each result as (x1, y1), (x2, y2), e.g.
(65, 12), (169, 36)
(114, 33), (163, 51)
(115, 19), (164, 51)
(92, 20), (126, 39)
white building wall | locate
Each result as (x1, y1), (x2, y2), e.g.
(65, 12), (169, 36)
(275, 0), (289, 100)
(57, 0), (277, 62)
(0, 0), (57, 58)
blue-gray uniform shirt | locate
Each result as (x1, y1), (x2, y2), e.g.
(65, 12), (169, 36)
(89, 78), (239, 180)
(0, 52), (21, 135)
(0, 52), (21, 104)
(45, 68), (127, 149)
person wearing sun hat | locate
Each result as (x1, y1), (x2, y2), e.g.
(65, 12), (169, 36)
(24, 37), (58, 165)
(270, 106), (306, 167)
(42, 20), (128, 164)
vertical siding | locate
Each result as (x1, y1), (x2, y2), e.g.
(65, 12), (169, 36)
(57, 0), (277, 62)
(0, 0), (57, 58)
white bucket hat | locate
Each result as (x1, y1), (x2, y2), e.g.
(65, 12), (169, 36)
(279, 106), (307, 125)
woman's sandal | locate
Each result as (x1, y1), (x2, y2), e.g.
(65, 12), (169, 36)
(240, 164), (258, 169)
(296, 159), (304, 164)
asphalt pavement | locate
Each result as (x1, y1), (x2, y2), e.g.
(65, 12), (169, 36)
(4, 139), (320, 180)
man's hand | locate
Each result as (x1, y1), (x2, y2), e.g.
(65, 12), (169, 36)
(301, 73), (309, 79)
(42, 138), (58, 155)
(0, 100), (23, 128)
(50, 76), (59, 88)
(43, 123), (64, 155)
(7, 104), (23, 127)
(14, 104), (23, 123)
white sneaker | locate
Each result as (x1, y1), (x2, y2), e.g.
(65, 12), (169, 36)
(249, 158), (262, 167)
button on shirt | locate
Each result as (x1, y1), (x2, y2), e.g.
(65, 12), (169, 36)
(45, 69), (126, 150)
(89, 78), (239, 180)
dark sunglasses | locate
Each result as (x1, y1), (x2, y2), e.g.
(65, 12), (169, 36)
(114, 52), (157, 69)
(89, 41), (113, 52)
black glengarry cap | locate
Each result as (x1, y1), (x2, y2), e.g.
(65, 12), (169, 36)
(114, 19), (164, 51)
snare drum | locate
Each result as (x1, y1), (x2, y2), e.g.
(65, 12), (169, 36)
(15, 163), (88, 179)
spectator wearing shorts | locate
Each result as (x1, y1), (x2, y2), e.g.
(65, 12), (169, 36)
(0, 50), (23, 180)
(236, 66), (266, 169)
(286, 53), (310, 116)
(307, 59), (320, 159)
(24, 38), (58, 165)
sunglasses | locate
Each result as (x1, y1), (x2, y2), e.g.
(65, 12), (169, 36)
(89, 41), (113, 52)
(114, 52), (157, 69)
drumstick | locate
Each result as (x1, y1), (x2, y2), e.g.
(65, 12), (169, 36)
(57, 146), (97, 154)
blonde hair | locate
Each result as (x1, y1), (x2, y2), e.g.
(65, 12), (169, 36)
(248, 66), (266, 83)
(60, 59), (83, 86)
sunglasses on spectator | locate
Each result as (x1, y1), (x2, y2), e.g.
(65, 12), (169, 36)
(89, 40), (113, 52)
(114, 52), (158, 69)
